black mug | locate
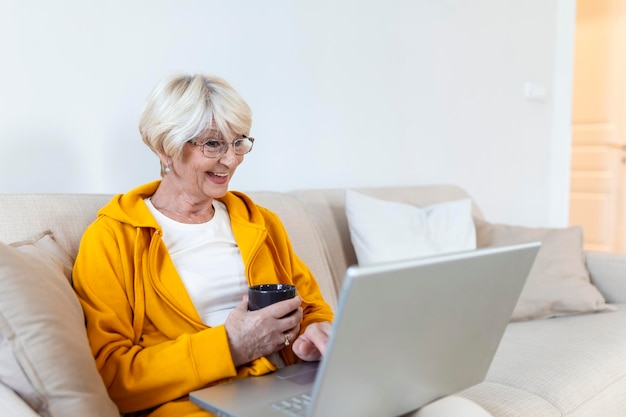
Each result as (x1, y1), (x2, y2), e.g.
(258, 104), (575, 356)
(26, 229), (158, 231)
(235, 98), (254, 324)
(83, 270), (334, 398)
(248, 284), (296, 311)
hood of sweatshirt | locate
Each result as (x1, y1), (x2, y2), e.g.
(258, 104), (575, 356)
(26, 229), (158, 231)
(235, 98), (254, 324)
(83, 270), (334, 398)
(97, 180), (267, 231)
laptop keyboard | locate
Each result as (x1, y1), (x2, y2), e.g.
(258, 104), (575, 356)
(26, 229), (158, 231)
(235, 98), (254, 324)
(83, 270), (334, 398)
(271, 392), (313, 417)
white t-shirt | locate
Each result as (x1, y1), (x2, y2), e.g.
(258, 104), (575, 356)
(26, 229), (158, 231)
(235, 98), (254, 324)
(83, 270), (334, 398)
(145, 199), (248, 327)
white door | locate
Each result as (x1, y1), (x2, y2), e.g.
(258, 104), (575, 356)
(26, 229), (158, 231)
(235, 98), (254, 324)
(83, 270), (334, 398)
(570, 0), (626, 253)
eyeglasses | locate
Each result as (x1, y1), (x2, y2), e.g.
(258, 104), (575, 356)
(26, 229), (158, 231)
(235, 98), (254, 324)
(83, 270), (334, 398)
(188, 135), (255, 158)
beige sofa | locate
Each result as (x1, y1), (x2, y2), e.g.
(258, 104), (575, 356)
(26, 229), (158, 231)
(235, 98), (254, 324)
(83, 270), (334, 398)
(1, 185), (626, 417)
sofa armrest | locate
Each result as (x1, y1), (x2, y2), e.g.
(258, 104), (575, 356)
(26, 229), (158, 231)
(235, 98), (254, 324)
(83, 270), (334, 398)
(586, 251), (626, 303)
(0, 383), (39, 417)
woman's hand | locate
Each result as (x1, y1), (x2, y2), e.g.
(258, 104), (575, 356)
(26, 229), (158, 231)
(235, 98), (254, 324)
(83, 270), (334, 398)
(292, 321), (332, 362)
(225, 295), (303, 367)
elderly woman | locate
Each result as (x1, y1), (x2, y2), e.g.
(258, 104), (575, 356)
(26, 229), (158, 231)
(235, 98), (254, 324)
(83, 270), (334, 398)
(72, 73), (334, 417)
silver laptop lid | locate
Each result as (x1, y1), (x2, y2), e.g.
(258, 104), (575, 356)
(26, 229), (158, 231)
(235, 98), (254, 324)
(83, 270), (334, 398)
(307, 242), (540, 417)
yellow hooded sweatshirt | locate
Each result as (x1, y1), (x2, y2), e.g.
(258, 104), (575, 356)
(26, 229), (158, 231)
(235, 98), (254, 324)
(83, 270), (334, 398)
(72, 181), (334, 417)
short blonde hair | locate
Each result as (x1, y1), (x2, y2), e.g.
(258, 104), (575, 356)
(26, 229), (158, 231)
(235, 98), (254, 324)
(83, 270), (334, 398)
(139, 73), (252, 173)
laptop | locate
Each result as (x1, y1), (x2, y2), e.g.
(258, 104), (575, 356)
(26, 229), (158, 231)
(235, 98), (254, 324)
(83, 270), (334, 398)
(191, 241), (540, 417)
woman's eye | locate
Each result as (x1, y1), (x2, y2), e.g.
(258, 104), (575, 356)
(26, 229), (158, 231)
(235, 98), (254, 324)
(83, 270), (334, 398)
(205, 140), (224, 149)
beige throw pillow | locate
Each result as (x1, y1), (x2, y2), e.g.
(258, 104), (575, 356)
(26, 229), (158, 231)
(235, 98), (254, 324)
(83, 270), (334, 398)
(0, 231), (119, 417)
(475, 219), (613, 321)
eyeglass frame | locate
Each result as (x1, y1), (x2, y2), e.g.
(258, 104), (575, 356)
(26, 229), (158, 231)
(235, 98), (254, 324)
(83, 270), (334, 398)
(187, 135), (255, 158)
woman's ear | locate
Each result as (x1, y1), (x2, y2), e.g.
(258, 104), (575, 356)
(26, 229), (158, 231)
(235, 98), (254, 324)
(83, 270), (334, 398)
(157, 153), (173, 176)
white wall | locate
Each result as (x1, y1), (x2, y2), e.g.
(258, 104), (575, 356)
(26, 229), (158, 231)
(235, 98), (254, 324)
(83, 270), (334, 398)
(0, 0), (575, 227)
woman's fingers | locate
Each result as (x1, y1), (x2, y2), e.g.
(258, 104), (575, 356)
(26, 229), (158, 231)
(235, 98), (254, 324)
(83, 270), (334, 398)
(292, 321), (332, 361)
(225, 296), (303, 366)
(264, 296), (302, 318)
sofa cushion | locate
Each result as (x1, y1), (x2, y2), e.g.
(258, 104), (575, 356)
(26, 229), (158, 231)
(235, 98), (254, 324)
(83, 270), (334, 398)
(0, 193), (112, 258)
(476, 220), (611, 321)
(345, 190), (476, 265)
(0, 231), (119, 417)
(461, 307), (626, 416)
(460, 382), (561, 417)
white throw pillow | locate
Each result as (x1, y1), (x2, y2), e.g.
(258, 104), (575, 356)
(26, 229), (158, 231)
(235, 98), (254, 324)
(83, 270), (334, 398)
(0, 231), (120, 417)
(345, 190), (476, 265)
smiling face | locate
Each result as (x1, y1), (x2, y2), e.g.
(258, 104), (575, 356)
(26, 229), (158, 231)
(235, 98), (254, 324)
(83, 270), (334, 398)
(159, 129), (245, 206)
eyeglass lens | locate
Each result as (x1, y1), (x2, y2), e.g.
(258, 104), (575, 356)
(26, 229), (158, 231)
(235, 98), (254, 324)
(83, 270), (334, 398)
(202, 138), (253, 156)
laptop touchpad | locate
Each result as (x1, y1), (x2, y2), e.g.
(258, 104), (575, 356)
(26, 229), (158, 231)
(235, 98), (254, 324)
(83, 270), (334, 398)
(276, 364), (319, 385)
